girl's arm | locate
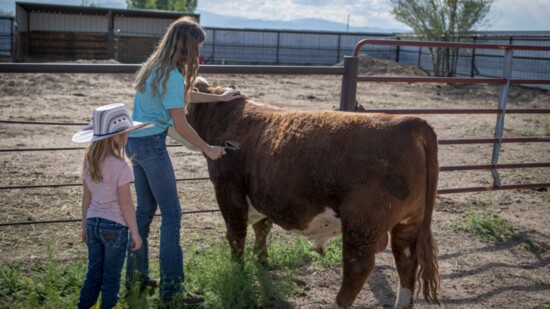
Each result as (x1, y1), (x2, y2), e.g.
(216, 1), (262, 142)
(189, 89), (241, 104)
(81, 182), (91, 243)
(118, 183), (142, 251)
(170, 108), (226, 160)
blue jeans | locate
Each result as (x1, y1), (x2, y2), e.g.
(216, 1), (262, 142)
(125, 130), (184, 299)
(78, 218), (128, 309)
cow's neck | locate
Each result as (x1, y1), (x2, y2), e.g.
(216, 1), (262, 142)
(187, 101), (244, 143)
(186, 103), (214, 138)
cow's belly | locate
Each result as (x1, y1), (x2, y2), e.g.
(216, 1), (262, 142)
(246, 196), (341, 252)
(291, 207), (342, 251)
(246, 196), (267, 225)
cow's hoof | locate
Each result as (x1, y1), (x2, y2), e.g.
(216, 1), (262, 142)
(257, 256), (269, 266)
(312, 247), (325, 256)
(331, 300), (344, 309)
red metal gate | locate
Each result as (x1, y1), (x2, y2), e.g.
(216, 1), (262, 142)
(340, 39), (550, 194)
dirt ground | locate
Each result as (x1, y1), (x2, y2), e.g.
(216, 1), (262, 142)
(0, 56), (549, 308)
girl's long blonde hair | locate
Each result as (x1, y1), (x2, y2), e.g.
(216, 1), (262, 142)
(83, 136), (125, 182)
(134, 16), (206, 103)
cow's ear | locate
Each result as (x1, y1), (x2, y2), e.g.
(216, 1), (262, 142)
(194, 83), (210, 93)
(194, 76), (210, 93)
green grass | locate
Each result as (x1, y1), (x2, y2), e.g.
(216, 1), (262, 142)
(466, 121), (490, 134)
(183, 240), (296, 309)
(534, 116), (550, 136)
(515, 128), (537, 137)
(166, 235), (342, 308)
(267, 234), (342, 269)
(522, 239), (540, 253)
(515, 116), (550, 137)
(452, 203), (544, 253)
(0, 235), (343, 309)
(534, 299), (550, 309)
(0, 249), (86, 309)
(453, 208), (516, 242)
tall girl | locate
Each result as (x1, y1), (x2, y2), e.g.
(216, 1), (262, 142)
(125, 16), (241, 305)
(73, 103), (152, 309)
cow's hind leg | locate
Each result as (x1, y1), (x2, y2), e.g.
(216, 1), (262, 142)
(252, 218), (272, 264)
(391, 222), (421, 309)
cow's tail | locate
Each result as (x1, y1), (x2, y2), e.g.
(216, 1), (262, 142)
(415, 124), (440, 305)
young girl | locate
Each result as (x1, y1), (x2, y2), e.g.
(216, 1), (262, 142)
(73, 103), (153, 309)
(125, 16), (241, 306)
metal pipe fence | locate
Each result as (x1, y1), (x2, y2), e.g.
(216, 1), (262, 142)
(394, 34), (550, 90)
(340, 38), (550, 192)
(8, 17), (550, 88)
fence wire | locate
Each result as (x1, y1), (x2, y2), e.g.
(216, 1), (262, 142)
(0, 209), (221, 227)
(1, 52), (549, 227)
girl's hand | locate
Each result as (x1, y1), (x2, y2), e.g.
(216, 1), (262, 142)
(81, 227), (86, 243)
(220, 89), (241, 102)
(204, 145), (226, 160)
(131, 233), (142, 251)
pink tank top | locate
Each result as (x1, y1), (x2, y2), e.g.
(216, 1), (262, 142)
(84, 155), (134, 226)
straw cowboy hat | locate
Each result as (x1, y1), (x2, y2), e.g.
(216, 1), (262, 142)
(72, 103), (153, 143)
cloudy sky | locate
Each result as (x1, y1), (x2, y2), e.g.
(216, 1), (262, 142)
(2, 0), (549, 31)
(196, 0), (549, 31)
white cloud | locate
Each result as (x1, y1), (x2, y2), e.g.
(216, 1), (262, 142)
(198, 0), (404, 28)
(490, 0), (550, 31)
(198, 0), (550, 31)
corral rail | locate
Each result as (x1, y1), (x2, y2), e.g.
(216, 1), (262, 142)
(340, 39), (549, 193)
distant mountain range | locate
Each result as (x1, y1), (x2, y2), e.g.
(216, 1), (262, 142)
(197, 10), (406, 33)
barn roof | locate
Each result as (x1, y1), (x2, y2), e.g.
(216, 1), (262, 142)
(15, 1), (200, 20)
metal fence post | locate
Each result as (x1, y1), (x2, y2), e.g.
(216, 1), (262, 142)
(276, 31), (280, 64)
(212, 29), (216, 63)
(395, 37), (400, 63)
(470, 36), (476, 77)
(339, 56), (359, 111)
(107, 10), (114, 59)
(26, 16), (30, 58)
(490, 48), (514, 187)
(336, 33), (341, 63)
(11, 17), (16, 62)
(417, 46), (422, 67)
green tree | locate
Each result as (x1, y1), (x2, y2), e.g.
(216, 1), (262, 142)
(127, 0), (197, 12)
(172, 0), (197, 12)
(390, 0), (494, 76)
(0, 9), (13, 16)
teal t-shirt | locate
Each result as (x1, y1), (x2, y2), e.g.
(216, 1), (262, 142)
(130, 68), (185, 137)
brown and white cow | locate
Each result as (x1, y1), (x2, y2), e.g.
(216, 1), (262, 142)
(184, 78), (440, 308)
